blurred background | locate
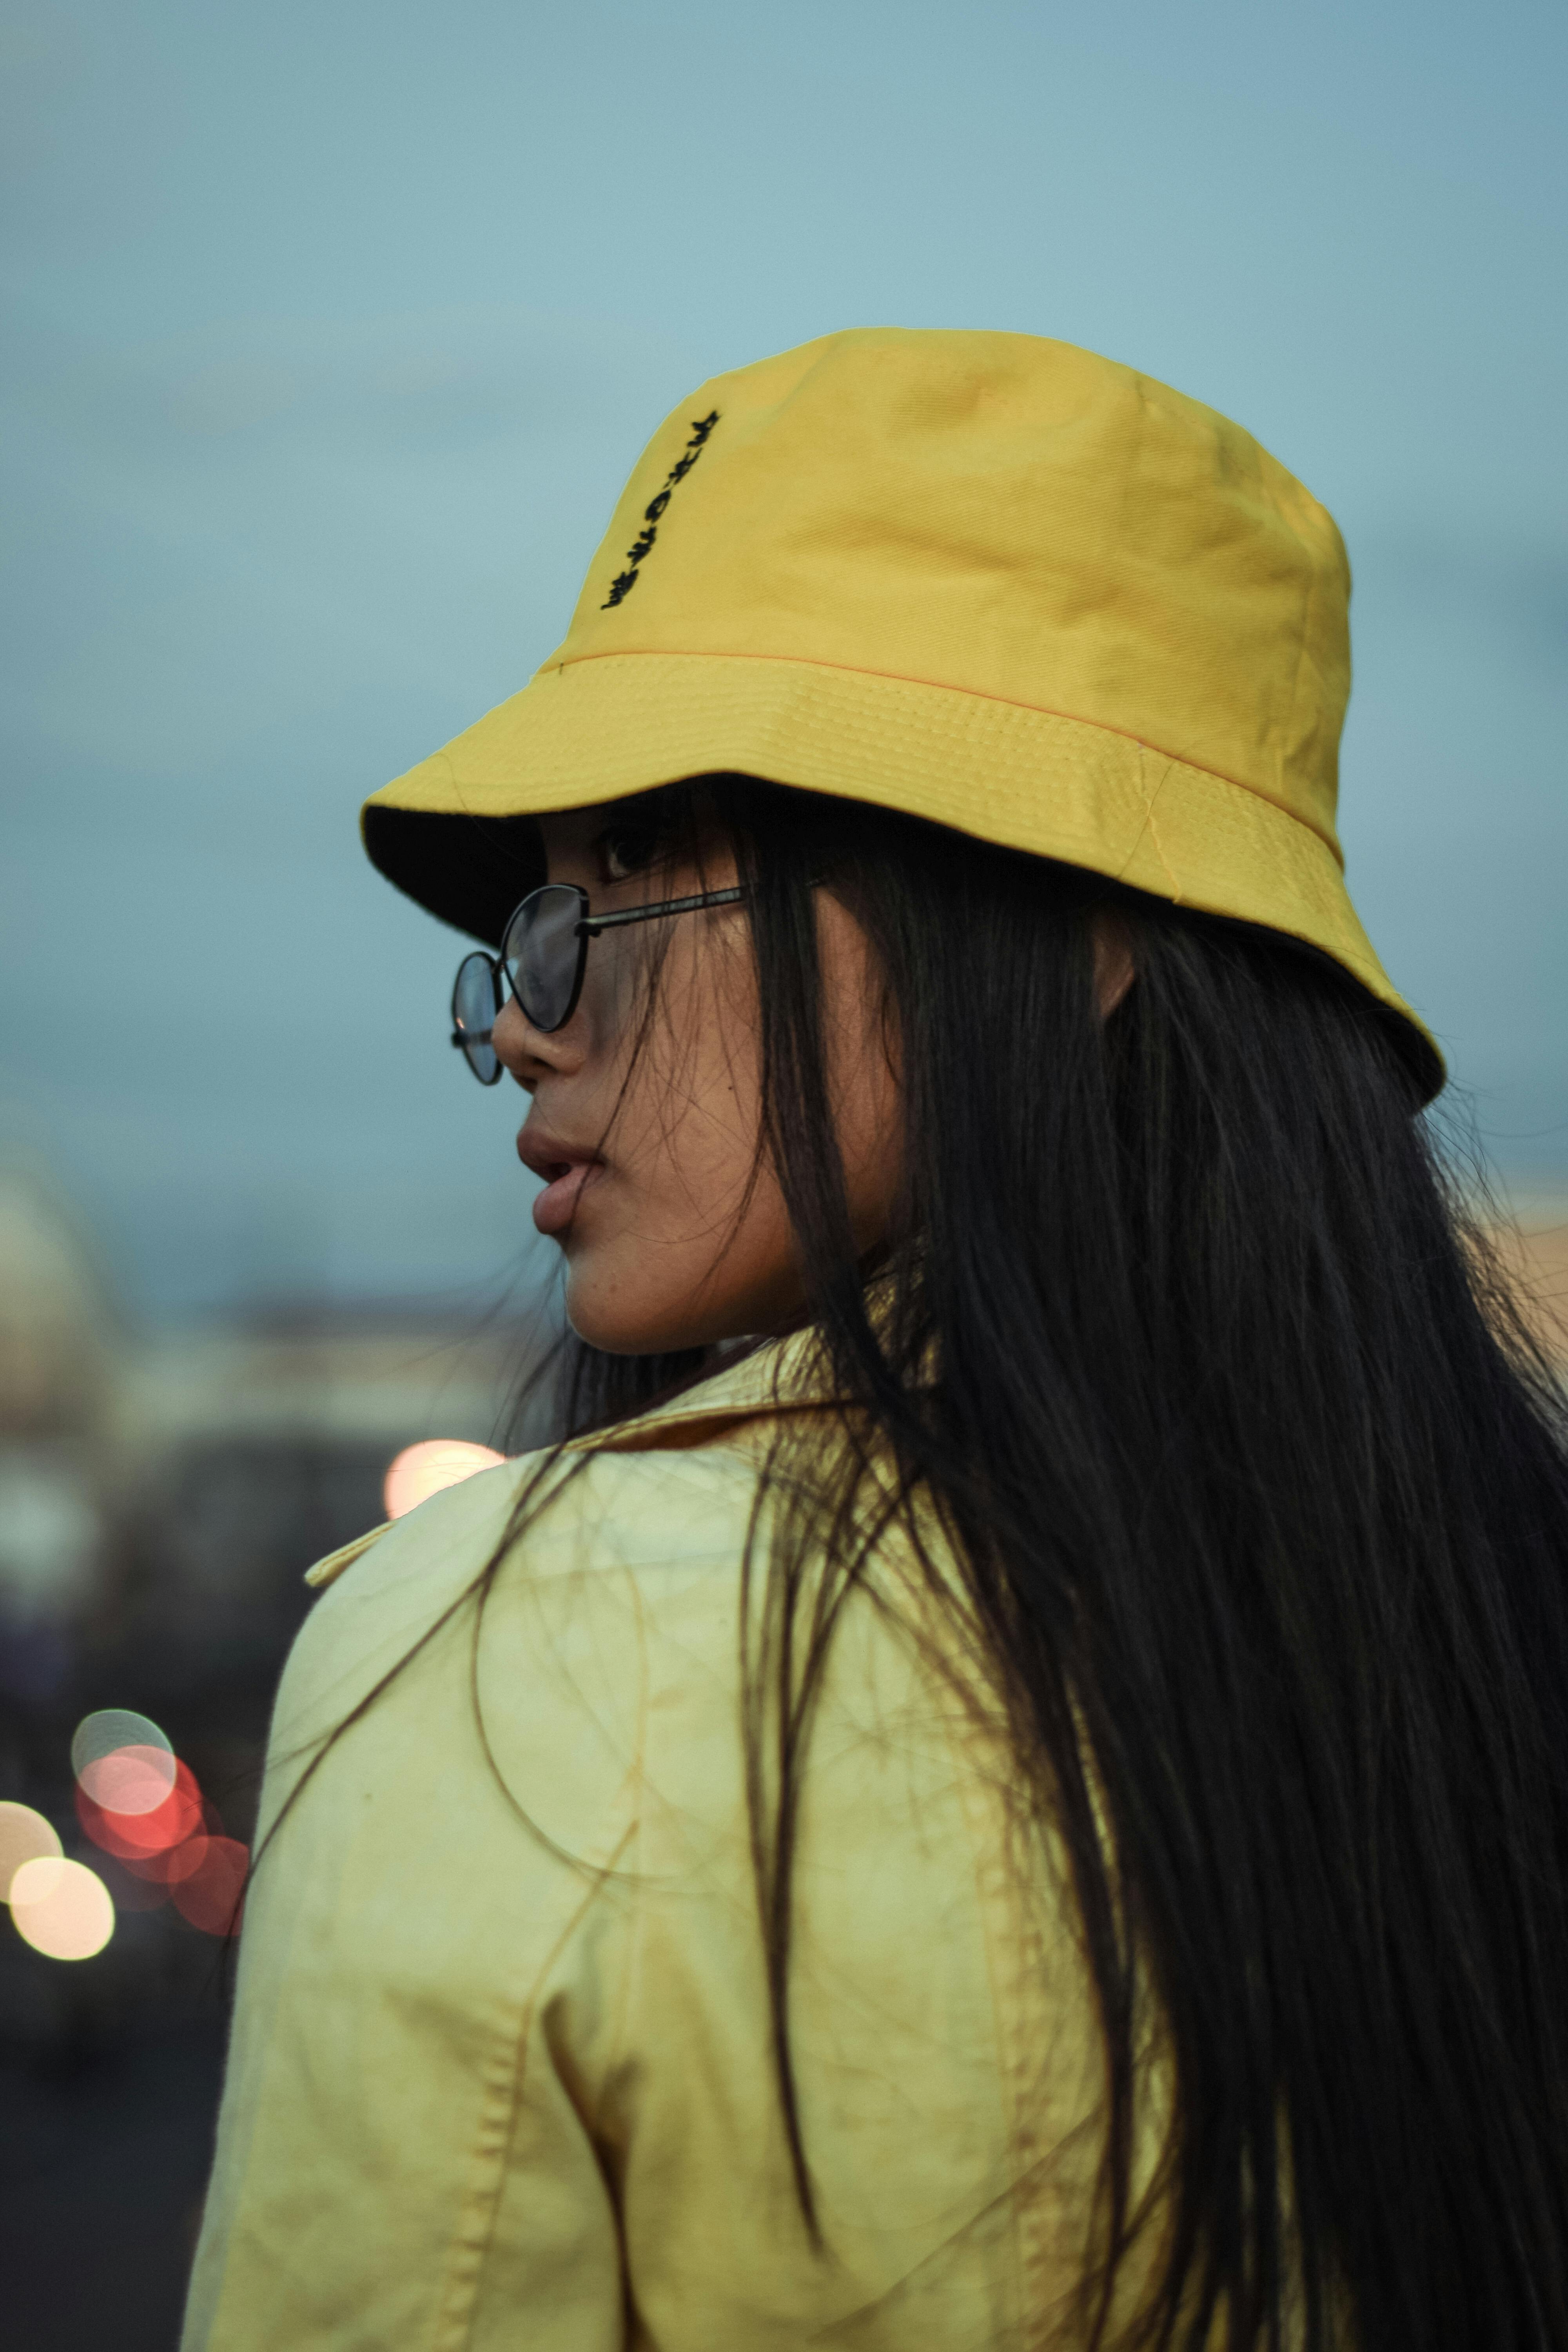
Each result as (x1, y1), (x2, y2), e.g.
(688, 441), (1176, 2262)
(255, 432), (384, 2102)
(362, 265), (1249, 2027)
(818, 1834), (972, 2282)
(1, 0), (1564, 2341)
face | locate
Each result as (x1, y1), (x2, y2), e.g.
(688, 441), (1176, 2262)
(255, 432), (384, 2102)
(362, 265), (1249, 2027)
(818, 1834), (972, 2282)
(490, 799), (904, 1356)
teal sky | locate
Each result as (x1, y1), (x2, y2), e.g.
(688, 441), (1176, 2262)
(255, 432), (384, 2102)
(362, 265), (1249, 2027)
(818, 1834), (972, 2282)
(2, 0), (1564, 1316)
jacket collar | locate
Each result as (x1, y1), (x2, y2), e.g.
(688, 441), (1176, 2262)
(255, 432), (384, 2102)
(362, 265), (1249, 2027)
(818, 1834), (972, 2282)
(561, 1323), (842, 1455)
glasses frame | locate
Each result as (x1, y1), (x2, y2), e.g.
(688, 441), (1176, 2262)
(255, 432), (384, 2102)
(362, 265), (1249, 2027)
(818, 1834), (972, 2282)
(449, 878), (751, 1084)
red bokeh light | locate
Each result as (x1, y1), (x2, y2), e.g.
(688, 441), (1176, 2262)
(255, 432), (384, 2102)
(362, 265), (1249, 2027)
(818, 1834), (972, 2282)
(171, 1837), (248, 1936)
(76, 1759), (203, 1860)
(78, 1742), (177, 1815)
(71, 1735), (247, 1936)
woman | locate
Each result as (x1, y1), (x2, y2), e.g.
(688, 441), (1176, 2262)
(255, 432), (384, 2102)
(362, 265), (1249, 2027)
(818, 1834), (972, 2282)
(184, 331), (1568, 2349)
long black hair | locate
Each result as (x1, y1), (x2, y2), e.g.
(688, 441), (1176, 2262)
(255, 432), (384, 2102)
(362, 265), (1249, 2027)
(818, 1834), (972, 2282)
(261, 770), (1568, 2345)
(537, 773), (1568, 2348)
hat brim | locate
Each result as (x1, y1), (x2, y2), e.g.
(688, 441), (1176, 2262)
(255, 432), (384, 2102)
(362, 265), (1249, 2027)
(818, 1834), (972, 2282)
(363, 650), (1444, 1102)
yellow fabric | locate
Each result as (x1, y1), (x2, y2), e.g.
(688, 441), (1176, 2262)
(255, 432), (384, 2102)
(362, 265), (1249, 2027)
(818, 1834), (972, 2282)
(362, 326), (1439, 1086)
(301, 1521), (390, 1589)
(183, 1331), (1174, 2350)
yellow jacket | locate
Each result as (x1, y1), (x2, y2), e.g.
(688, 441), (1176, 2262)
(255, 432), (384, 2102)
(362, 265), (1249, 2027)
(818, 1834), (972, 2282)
(183, 1330), (1161, 2351)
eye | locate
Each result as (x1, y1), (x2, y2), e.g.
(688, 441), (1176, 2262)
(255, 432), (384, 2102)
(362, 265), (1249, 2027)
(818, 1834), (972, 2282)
(595, 818), (665, 884)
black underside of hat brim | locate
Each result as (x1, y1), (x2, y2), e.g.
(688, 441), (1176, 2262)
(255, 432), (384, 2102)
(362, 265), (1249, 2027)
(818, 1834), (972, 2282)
(363, 801), (1445, 1107)
(362, 806), (546, 948)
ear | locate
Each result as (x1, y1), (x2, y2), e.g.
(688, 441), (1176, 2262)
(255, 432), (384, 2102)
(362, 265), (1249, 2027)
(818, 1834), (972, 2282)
(1091, 909), (1137, 1020)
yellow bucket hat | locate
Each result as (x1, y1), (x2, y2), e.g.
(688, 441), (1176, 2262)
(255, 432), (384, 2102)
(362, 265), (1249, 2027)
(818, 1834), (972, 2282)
(363, 326), (1441, 1096)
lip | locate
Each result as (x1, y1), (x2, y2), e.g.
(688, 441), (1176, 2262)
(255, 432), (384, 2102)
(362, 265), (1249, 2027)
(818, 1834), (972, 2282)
(517, 1119), (606, 1240)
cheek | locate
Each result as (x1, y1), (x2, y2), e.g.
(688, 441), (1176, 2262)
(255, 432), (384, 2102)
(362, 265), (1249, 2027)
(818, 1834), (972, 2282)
(557, 935), (806, 1351)
(559, 1176), (803, 1354)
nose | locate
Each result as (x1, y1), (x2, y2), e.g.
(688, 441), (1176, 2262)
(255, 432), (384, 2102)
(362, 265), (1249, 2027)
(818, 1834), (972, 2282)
(492, 992), (582, 1086)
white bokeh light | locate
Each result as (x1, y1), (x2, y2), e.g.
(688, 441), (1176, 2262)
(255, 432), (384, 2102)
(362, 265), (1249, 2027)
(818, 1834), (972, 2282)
(10, 1855), (115, 1960)
(0, 1802), (62, 1901)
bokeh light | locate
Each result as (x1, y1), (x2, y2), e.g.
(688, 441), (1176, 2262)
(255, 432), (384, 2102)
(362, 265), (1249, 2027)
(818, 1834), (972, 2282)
(154, 1831), (212, 1884)
(0, 1802), (62, 1901)
(171, 1838), (248, 1936)
(384, 1439), (505, 1519)
(80, 1742), (180, 1814)
(66, 1728), (244, 1933)
(10, 1856), (115, 1960)
(76, 1757), (204, 1861)
(71, 1710), (176, 1810)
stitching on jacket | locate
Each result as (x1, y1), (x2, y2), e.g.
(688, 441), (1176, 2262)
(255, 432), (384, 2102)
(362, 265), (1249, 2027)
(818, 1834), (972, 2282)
(428, 1822), (637, 2352)
(942, 1671), (1049, 2344)
(590, 1575), (651, 2340)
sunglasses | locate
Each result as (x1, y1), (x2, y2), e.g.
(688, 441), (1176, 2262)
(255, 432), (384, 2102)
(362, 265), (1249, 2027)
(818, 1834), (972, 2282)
(449, 879), (749, 1085)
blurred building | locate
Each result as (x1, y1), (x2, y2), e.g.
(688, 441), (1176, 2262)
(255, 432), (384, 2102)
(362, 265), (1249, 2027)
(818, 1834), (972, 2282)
(0, 1158), (550, 2047)
(0, 1170), (122, 1711)
(0, 1165), (549, 1730)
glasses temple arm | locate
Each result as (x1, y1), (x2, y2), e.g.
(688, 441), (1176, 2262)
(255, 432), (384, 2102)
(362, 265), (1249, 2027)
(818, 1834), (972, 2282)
(577, 884), (750, 937)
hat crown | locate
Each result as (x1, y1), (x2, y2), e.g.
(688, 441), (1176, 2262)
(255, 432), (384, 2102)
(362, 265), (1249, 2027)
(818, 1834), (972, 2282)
(549, 328), (1350, 854)
(363, 326), (1438, 1098)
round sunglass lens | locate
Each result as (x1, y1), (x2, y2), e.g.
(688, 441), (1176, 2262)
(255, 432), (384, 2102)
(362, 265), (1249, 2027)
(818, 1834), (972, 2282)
(452, 953), (500, 1084)
(502, 886), (584, 1032)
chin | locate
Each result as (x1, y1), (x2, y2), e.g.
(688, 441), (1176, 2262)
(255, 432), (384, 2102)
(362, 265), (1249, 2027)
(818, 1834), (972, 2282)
(563, 1254), (766, 1359)
(563, 1267), (699, 1357)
